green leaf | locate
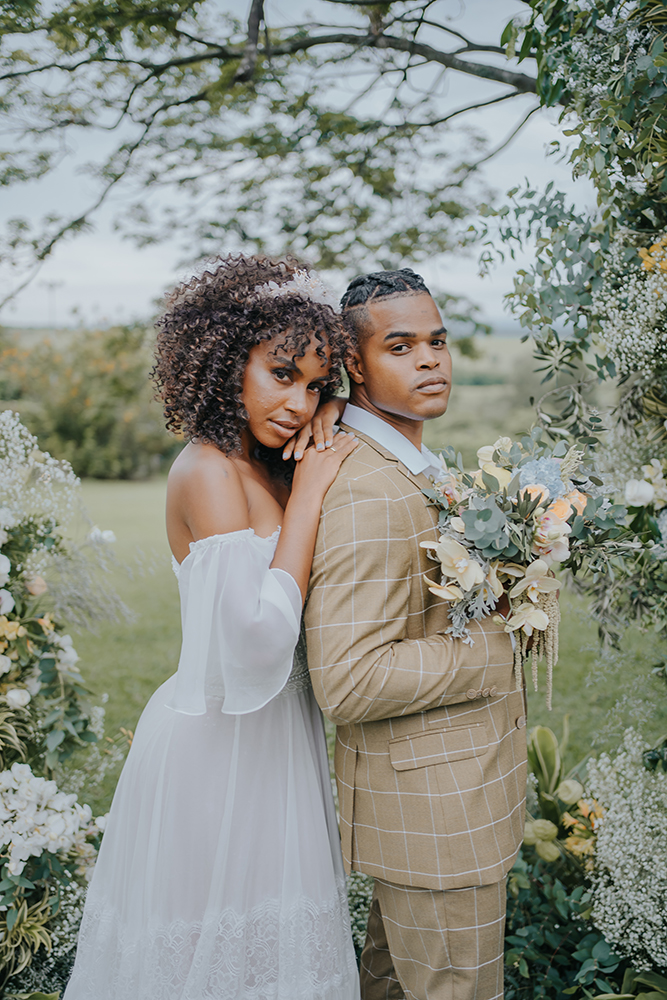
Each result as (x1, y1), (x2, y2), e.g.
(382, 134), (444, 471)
(45, 729), (65, 752)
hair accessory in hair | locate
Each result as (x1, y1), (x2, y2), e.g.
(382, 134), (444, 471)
(255, 269), (339, 311)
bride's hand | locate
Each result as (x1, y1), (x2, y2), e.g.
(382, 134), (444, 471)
(290, 431), (358, 497)
(282, 396), (348, 461)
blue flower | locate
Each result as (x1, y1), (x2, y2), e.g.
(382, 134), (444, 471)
(519, 458), (566, 499)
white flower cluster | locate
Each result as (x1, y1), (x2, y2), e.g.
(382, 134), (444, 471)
(587, 729), (667, 969)
(0, 762), (102, 881)
(592, 236), (667, 377)
(0, 410), (79, 528)
(549, 6), (648, 123)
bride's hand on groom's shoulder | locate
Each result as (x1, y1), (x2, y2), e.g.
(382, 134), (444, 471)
(291, 431), (358, 498)
(282, 396), (348, 461)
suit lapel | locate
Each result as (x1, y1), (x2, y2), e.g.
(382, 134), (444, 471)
(340, 423), (436, 495)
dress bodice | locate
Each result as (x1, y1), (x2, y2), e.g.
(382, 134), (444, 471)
(169, 529), (304, 715)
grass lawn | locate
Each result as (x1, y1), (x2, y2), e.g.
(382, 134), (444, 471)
(70, 341), (667, 809)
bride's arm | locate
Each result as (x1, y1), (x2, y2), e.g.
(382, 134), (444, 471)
(173, 435), (358, 602)
(272, 431), (357, 599)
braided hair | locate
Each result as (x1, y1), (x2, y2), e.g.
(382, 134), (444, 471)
(340, 268), (431, 345)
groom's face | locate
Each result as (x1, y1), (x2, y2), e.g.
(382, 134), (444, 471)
(347, 293), (452, 423)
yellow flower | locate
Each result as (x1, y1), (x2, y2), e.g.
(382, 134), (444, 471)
(420, 536), (484, 592)
(565, 489), (587, 515)
(564, 835), (595, 858)
(502, 602), (549, 637)
(548, 497), (573, 521)
(26, 575), (47, 596)
(424, 577), (464, 603)
(480, 463), (513, 490)
(509, 559), (560, 603)
(487, 562), (505, 599)
(450, 516), (465, 533)
(520, 483), (549, 504)
(0, 617), (26, 641)
(37, 615), (55, 633)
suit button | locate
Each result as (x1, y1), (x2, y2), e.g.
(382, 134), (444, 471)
(466, 688), (477, 700)
(515, 715), (526, 729)
(489, 686), (498, 697)
(482, 687), (490, 698)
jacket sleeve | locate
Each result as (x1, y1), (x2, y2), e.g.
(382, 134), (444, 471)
(305, 472), (515, 724)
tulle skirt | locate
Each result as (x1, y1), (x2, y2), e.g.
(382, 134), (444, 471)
(64, 675), (360, 999)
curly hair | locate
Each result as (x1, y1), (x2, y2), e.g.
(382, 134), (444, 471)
(152, 254), (348, 456)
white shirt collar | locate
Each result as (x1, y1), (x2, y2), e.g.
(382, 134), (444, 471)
(342, 403), (441, 478)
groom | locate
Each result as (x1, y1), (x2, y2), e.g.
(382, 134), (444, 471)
(304, 269), (527, 1000)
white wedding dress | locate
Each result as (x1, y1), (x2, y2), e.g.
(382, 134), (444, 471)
(64, 529), (360, 1000)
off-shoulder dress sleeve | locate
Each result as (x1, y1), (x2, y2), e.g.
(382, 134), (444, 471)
(167, 530), (302, 716)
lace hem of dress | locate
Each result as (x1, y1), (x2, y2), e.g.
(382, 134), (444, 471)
(66, 881), (357, 1000)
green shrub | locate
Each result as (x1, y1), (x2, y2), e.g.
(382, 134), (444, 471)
(505, 850), (626, 999)
(0, 325), (179, 479)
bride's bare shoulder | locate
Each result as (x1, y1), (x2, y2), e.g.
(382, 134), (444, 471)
(167, 442), (250, 537)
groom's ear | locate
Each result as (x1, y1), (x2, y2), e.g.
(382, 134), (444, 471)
(346, 350), (365, 384)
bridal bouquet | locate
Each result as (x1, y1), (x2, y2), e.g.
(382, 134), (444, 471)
(420, 431), (626, 707)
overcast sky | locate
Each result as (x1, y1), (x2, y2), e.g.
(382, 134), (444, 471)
(1, 0), (595, 330)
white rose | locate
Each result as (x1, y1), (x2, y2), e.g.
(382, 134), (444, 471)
(625, 478), (655, 506)
(24, 671), (41, 697)
(95, 813), (109, 832)
(11, 763), (33, 781)
(0, 590), (15, 615)
(0, 655), (12, 677)
(5, 689), (30, 709)
(58, 646), (80, 668)
(0, 554), (10, 587)
(493, 436), (513, 453)
(476, 445), (495, 466)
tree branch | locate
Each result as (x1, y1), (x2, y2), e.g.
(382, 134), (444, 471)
(235, 0), (265, 83)
(0, 124), (153, 312)
(268, 31), (538, 95)
(404, 90), (527, 129)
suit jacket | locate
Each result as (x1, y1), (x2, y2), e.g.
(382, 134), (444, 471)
(305, 428), (527, 891)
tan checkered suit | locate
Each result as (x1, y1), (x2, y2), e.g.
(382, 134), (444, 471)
(305, 428), (527, 998)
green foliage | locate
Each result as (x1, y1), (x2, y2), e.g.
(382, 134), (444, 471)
(487, 0), (667, 385)
(596, 967), (667, 1000)
(505, 851), (625, 1000)
(0, 325), (179, 479)
(505, 0), (667, 225)
(0, 412), (121, 995)
(0, 0), (537, 308)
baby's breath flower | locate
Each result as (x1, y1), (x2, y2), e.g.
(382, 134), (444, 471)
(592, 234), (667, 377)
(587, 729), (667, 969)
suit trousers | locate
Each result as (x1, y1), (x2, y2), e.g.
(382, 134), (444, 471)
(359, 876), (507, 1000)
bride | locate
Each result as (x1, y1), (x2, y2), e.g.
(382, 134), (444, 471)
(63, 254), (360, 1000)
